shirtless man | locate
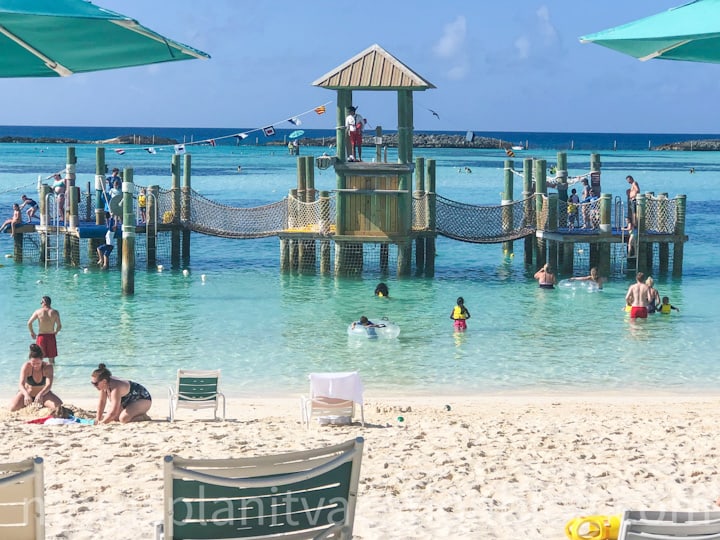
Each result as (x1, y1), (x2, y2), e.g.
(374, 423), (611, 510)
(626, 175), (640, 227)
(625, 272), (651, 320)
(27, 296), (62, 365)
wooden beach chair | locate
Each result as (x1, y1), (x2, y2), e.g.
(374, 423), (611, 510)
(168, 369), (226, 422)
(154, 437), (364, 540)
(301, 372), (365, 427)
(618, 510), (720, 539)
(0, 457), (44, 540)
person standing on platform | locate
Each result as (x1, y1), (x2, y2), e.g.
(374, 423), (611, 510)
(626, 175), (640, 227)
(27, 296), (62, 365)
(345, 105), (367, 161)
(19, 195), (39, 222)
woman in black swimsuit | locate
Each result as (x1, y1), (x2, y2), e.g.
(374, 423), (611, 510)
(91, 363), (152, 424)
(9, 343), (62, 412)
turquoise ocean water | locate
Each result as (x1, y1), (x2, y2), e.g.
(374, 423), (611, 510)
(0, 127), (719, 400)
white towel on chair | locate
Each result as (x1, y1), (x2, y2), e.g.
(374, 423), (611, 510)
(309, 372), (364, 405)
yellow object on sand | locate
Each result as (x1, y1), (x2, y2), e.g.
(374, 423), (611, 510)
(565, 514), (621, 540)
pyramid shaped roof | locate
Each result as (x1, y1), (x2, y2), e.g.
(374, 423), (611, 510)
(313, 44), (435, 91)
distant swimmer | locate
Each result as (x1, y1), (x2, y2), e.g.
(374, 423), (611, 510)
(237, 165), (242, 173)
(374, 282), (389, 297)
(464, 167), (472, 174)
(690, 167), (695, 174)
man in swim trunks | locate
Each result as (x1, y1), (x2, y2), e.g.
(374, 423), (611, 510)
(626, 175), (640, 227)
(27, 296), (62, 365)
(625, 272), (651, 319)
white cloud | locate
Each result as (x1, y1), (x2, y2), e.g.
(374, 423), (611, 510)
(433, 16), (467, 58)
(514, 36), (531, 60)
(536, 5), (558, 43)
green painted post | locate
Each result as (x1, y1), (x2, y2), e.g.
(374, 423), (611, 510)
(171, 154), (181, 268)
(375, 126), (383, 163)
(336, 90), (351, 162)
(65, 147), (77, 189)
(523, 158), (534, 265)
(304, 156), (315, 202)
(147, 185), (159, 268)
(556, 152), (568, 202)
(297, 156), (307, 202)
(425, 159), (436, 277)
(182, 154), (191, 264)
(121, 169), (136, 296)
(636, 194), (647, 274)
(672, 195), (686, 277)
(598, 193), (612, 277)
(535, 159), (547, 267)
(502, 159), (514, 257)
(319, 190), (331, 274)
(95, 147), (106, 225)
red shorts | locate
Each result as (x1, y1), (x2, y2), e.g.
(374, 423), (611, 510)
(37, 334), (58, 358)
(349, 130), (362, 146)
(453, 319), (467, 331)
(630, 306), (648, 319)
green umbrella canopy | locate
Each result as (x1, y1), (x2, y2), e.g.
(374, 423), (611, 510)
(0, 0), (209, 77)
(580, 0), (720, 63)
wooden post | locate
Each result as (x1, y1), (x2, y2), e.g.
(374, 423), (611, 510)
(121, 169), (136, 296)
(672, 195), (686, 277)
(304, 156), (315, 202)
(556, 152), (568, 202)
(319, 190), (331, 274)
(590, 153), (601, 194)
(85, 182), (92, 222)
(523, 158), (534, 265)
(336, 90), (351, 162)
(297, 156), (307, 201)
(171, 154), (181, 268)
(280, 238), (290, 272)
(67, 186), (80, 266)
(548, 193), (558, 269)
(397, 242), (411, 276)
(95, 147), (106, 225)
(502, 159), (514, 257)
(147, 185), (159, 268)
(636, 194), (648, 274)
(598, 193), (611, 277)
(414, 156), (425, 274)
(535, 159), (547, 267)
(375, 126), (383, 163)
(397, 90), (414, 165)
(38, 184), (50, 263)
(182, 154), (191, 264)
(561, 242), (574, 275)
(425, 159), (436, 277)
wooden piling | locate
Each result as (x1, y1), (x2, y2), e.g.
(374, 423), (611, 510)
(547, 193), (558, 269)
(636, 194), (648, 274)
(598, 193), (612, 277)
(67, 186), (80, 266)
(121, 170), (136, 295)
(501, 159), (514, 257)
(182, 154), (192, 264)
(556, 152), (568, 202)
(425, 159), (436, 277)
(414, 156), (425, 274)
(319, 191), (331, 274)
(147, 185), (159, 268)
(534, 159), (547, 267)
(171, 154), (181, 268)
(523, 158), (534, 265)
(672, 195), (686, 277)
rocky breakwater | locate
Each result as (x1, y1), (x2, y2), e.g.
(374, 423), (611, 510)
(96, 134), (179, 145)
(291, 132), (512, 149)
(654, 139), (720, 151)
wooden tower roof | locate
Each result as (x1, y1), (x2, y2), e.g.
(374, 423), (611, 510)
(312, 44), (435, 91)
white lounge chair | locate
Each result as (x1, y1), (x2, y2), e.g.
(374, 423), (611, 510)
(0, 457), (44, 540)
(154, 437), (364, 540)
(168, 369), (225, 422)
(618, 510), (720, 539)
(301, 371), (365, 427)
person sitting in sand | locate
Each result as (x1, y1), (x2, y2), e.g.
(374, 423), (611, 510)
(534, 263), (557, 289)
(9, 343), (62, 413)
(91, 363), (152, 424)
(0, 203), (22, 235)
(374, 282), (390, 297)
(569, 267), (606, 289)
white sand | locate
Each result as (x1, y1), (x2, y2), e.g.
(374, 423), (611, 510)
(1, 394), (719, 539)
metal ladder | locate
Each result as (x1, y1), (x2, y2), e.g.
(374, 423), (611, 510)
(44, 192), (60, 269)
(614, 195), (638, 274)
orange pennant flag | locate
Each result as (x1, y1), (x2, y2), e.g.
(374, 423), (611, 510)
(314, 105), (326, 115)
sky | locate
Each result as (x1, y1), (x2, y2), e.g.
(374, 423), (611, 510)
(3, 0), (720, 134)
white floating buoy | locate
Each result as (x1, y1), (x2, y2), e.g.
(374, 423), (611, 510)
(157, 265), (163, 272)
(201, 274), (206, 282)
(182, 269), (189, 277)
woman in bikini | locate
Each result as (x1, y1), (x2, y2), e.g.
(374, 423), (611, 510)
(91, 363), (152, 423)
(534, 263), (557, 289)
(9, 343), (62, 412)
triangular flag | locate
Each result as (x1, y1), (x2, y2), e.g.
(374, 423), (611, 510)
(114, 149), (125, 155)
(314, 105), (326, 115)
(209, 139), (216, 147)
(263, 126), (276, 137)
(235, 133), (248, 140)
(288, 117), (301, 126)
(145, 147), (157, 154)
(174, 144), (186, 155)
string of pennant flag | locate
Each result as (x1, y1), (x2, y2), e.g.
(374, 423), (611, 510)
(112, 102), (330, 156)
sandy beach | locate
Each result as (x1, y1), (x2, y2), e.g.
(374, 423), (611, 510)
(1, 394), (720, 539)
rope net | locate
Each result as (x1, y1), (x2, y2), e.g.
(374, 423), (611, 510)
(645, 196), (677, 234)
(435, 194), (535, 243)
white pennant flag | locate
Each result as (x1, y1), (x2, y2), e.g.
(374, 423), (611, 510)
(174, 144), (186, 155)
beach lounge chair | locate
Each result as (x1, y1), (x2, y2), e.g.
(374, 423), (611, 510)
(0, 457), (44, 540)
(301, 372), (365, 427)
(154, 437), (364, 540)
(168, 369), (226, 422)
(618, 510), (720, 539)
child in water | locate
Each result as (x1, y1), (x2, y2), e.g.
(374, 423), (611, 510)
(374, 282), (389, 297)
(658, 296), (680, 314)
(450, 297), (470, 331)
